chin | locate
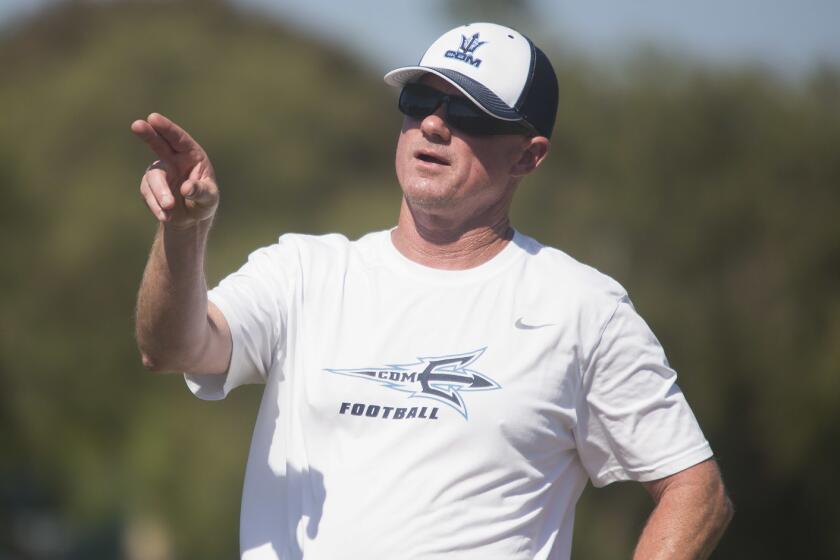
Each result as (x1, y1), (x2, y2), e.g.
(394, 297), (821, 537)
(402, 178), (458, 210)
(405, 193), (455, 210)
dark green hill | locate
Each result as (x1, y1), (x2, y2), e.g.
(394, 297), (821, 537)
(1, 1), (839, 558)
(0, 1), (401, 558)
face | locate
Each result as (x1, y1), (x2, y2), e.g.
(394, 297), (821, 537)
(394, 74), (543, 221)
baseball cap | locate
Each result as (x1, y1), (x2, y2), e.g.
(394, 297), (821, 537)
(384, 22), (559, 139)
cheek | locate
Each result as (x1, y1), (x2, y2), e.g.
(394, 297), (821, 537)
(492, 144), (528, 184)
(462, 159), (490, 187)
(465, 145), (511, 185)
(394, 132), (411, 176)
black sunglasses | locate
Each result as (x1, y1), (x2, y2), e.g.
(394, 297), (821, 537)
(398, 83), (536, 137)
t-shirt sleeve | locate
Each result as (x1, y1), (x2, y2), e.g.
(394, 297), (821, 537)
(184, 238), (297, 400)
(574, 295), (713, 487)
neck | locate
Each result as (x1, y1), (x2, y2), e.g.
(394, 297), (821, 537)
(391, 197), (514, 270)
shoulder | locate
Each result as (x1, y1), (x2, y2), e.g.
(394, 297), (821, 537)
(511, 231), (632, 355)
(515, 231), (627, 305)
(272, 231), (351, 251)
(261, 230), (388, 274)
(273, 230), (386, 251)
(274, 230), (386, 256)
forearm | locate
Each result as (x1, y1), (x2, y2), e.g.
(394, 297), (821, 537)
(634, 461), (733, 560)
(136, 220), (214, 371)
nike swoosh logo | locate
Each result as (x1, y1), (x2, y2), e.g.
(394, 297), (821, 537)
(515, 318), (555, 330)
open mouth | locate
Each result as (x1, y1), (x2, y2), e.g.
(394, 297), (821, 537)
(415, 150), (450, 166)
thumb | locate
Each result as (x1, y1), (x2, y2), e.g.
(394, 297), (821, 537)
(181, 179), (218, 207)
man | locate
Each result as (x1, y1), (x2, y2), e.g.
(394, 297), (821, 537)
(133, 22), (732, 560)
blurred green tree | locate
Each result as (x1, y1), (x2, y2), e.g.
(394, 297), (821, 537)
(1, 0), (838, 558)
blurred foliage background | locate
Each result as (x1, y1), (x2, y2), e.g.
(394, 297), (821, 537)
(1, 0), (838, 558)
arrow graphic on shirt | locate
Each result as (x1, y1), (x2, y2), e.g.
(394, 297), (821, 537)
(325, 348), (500, 419)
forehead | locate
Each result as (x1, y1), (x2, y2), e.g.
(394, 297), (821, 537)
(417, 73), (463, 96)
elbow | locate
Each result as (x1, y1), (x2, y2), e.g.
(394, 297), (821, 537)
(136, 329), (192, 373)
(136, 326), (168, 372)
(709, 477), (734, 537)
(140, 351), (167, 372)
(720, 493), (735, 529)
(140, 349), (195, 373)
(137, 339), (207, 374)
(138, 348), (176, 373)
(137, 338), (184, 373)
(707, 460), (734, 531)
(136, 331), (162, 371)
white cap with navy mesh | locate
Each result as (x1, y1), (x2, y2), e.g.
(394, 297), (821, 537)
(384, 22), (559, 138)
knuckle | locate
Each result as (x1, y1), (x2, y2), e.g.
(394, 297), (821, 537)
(150, 175), (169, 195)
(148, 168), (164, 182)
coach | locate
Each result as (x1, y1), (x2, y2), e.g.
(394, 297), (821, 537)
(133, 22), (732, 560)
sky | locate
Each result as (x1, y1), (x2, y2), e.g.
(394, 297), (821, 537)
(2, 0), (839, 76)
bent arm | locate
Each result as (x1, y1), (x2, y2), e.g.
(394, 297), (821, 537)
(132, 113), (230, 374)
(136, 221), (231, 374)
(633, 459), (733, 560)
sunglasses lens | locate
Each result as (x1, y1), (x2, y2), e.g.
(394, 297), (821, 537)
(446, 98), (496, 135)
(398, 83), (533, 136)
(398, 84), (442, 119)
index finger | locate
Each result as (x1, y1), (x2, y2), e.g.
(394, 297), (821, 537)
(130, 118), (177, 168)
(147, 112), (203, 156)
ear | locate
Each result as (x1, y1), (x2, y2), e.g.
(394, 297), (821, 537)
(510, 136), (550, 178)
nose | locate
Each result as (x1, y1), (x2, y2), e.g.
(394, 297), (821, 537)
(420, 104), (451, 143)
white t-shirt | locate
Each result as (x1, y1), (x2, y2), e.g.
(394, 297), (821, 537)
(185, 229), (712, 560)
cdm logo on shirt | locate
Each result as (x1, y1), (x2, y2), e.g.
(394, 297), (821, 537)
(324, 348), (500, 420)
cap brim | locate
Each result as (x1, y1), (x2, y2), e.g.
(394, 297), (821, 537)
(384, 66), (522, 122)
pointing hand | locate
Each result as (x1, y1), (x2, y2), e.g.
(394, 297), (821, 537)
(131, 113), (219, 228)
